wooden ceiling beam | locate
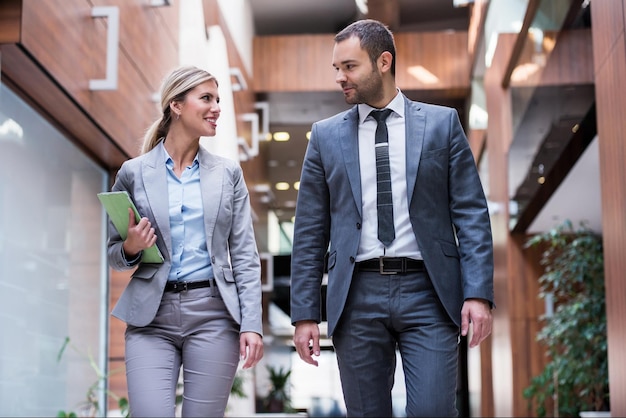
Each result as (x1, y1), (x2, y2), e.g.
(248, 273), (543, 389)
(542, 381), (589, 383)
(366, 0), (400, 31)
(0, 0), (22, 43)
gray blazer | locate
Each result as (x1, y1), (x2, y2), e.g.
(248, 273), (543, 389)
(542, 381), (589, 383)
(107, 144), (263, 336)
(290, 95), (494, 336)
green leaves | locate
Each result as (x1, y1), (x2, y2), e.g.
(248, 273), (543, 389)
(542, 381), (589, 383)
(523, 221), (609, 416)
(56, 337), (130, 418)
(264, 365), (294, 412)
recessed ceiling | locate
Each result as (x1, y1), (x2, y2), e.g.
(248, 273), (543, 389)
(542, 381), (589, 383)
(250, 0), (472, 224)
(248, 0), (602, 235)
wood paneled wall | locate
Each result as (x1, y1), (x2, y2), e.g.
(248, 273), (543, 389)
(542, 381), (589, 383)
(509, 29), (594, 88)
(591, 1), (626, 415)
(108, 269), (131, 410)
(0, 0), (21, 43)
(253, 34), (336, 92)
(2, 0), (181, 412)
(253, 32), (470, 95)
(18, 0), (179, 161)
(484, 21), (621, 416)
(484, 32), (516, 418)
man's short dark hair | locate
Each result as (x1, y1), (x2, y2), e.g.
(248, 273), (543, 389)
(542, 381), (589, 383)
(335, 19), (396, 77)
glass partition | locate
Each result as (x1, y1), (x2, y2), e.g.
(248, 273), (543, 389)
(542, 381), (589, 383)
(0, 84), (108, 416)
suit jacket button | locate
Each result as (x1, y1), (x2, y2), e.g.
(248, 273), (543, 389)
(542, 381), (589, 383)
(356, 222), (361, 229)
(350, 256), (355, 263)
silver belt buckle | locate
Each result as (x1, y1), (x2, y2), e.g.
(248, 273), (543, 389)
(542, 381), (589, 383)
(379, 257), (398, 275)
(174, 281), (188, 292)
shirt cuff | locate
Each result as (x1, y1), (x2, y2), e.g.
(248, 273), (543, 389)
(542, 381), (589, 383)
(122, 247), (142, 266)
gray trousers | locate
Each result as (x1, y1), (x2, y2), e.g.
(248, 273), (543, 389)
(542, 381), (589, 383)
(332, 269), (459, 417)
(124, 285), (240, 417)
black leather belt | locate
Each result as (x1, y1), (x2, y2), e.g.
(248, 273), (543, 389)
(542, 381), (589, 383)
(165, 279), (215, 292)
(356, 257), (425, 275)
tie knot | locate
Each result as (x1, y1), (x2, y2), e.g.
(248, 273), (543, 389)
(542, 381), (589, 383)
(370, 108), (393, 123)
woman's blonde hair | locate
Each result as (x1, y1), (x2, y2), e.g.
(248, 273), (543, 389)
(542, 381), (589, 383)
(141, 66), (218, 154)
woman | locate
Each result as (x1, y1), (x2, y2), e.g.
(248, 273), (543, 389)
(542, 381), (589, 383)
(106, 65), (263, 417)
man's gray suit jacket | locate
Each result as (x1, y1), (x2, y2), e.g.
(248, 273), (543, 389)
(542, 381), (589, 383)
(290, 95), (494, 337)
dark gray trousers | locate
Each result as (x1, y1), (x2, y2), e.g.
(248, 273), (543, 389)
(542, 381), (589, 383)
(124, 285), (240, 417)
(332, 269), (459, 417)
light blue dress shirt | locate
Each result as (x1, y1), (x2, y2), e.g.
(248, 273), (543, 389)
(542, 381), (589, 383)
(161, 144), (213, 282)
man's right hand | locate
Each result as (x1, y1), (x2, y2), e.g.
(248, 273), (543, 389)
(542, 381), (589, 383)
(293, 320), (321, 366)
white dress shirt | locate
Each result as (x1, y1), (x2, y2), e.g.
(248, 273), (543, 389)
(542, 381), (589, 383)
(356, 90), (422, 261)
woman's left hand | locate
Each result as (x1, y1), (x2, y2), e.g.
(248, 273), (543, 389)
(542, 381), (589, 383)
(239, 332), (264, 369)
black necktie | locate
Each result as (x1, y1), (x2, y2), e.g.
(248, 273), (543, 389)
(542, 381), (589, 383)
(370, 109), (395, 247)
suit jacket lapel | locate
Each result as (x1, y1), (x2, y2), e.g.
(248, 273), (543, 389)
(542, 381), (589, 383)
(142, 146), (172, 256)
(405, 98), (425, 201)
(340, 107), (362, 217)
(198, 146), (222, 243)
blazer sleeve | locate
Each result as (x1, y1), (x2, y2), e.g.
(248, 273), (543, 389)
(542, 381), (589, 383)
(228, 165), (263, 335)
(447, 109), (494, 306)
(106, 162), (142, 271)
(290, 122), (331, 324)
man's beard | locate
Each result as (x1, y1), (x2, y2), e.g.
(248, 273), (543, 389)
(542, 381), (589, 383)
(344, 69), (384, 105)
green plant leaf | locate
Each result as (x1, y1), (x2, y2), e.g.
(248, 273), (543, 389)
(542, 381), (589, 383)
(524, 220), (609, 416)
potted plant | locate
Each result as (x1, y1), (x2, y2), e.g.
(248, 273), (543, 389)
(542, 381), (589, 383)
(263, 365), (293, 413)
(56, 337), (129, 418)
(523, 220), (610, 417)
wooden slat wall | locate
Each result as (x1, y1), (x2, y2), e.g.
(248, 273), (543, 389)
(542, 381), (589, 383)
(0, 44), (128, 167)
(3, 0), (181, 411)
(467, 128), (486, 162)
(509, 234), (549, 416)
(253, 34), (337, 92)
(253, 32), (470, 95)
(108, 269), (132, 410)
(19, 0), (179, 161)
(0, 0), (21, 43)
(395, 31), (470, 91)
(484, 33), (517, 418)
(482, 30), (600, 416)
(468, 0), (488, 76)
(590, 1), (626, 416)
(509, 29), (594, 88)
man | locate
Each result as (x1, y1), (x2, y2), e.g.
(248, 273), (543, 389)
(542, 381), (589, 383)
(290, 19), (494, 417)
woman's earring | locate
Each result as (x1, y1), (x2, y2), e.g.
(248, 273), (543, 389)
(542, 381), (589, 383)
(176, 113), (180, 120)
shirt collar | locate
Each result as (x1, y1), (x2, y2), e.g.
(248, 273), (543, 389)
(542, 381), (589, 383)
(159, 141), (199, 170)
(358, 88), (405, 124)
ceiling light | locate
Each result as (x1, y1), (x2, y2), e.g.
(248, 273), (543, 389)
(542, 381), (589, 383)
(265, 132), (273, 141)
(273, 132), (290, 141)
(294, 181), (300, 190)
(407, 65), (440, 85)
(453, 0), (474, 7)
(0, 118), (24, 142)
(355, 0), (368, 14)
(275, 182), (290, 191)
(306, 131), (311, 140)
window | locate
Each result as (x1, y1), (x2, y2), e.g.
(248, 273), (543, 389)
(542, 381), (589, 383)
(0, 84), (108, 416)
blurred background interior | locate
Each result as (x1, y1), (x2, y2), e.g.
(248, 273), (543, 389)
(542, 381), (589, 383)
(0, 0), (622, 417)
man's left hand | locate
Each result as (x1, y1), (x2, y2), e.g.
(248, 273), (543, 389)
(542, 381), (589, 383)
(461, 298), (493, 348)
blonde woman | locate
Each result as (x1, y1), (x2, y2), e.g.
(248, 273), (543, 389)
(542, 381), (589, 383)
(106, 66), (263, 417)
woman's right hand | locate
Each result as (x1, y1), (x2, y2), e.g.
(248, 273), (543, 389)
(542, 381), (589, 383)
(122, 208), (157, 258)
